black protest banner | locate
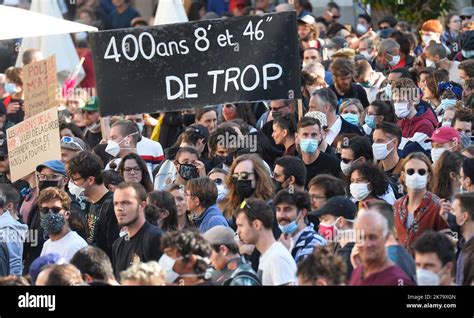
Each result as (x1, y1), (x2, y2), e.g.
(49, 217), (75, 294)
(89, 11), (300, 116)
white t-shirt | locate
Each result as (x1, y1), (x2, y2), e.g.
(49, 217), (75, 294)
(41, 231), (88, 262)
(137, 137), (164, 178)
(258, 242), (297, 286)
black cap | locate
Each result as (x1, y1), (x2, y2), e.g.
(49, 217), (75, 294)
(309, 195), (357, 220)
(187, 123), (210, 141)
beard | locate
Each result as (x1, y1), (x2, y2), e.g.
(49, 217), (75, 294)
(119, 205), (141, 227)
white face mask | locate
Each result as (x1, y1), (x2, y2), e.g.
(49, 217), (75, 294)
(105, 140), (121, 157)
(158, 254), (180, 284)
(359, 50), (373, 61)
(340, 161), (352, 176)
(422, 34), (438, 45)
(68, 180), (85, 198)
(356, 23), (368, 34)
(431, 147), (450, 163)
(136, 122), (145, 133)
(394, 101), (411, 118)
(388, 54), (401, 66)
(425, 58), (435, 68)
(405, 172), (428, 190)
(350, 182), (371, 201)
(442, 120), (452, 127)
(105, 132), (138, 157)
(416, 268), (440, 286)
(340, 158), (360, 176)
(372, 139), (395, 161)
(216, 184), (228, 202)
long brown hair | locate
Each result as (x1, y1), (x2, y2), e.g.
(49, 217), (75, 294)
(431, 151), (464, 200)
(400, 152), (433, 192)
(223, 154), (274, 219)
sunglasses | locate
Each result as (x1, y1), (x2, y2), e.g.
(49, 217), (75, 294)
(461, 15), (472, 20)
(405, 168), (427, 176)
(212, 178), (224, 185)
(333, 15), (341, 19)
(232, 172), (254, 182)
(61, 136), (84, 151)
(40, 207), (62, 214)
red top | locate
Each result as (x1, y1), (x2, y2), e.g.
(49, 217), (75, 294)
(390, 55), (407, 71)
(349, 265), (415, 286)
(77, 48), (96, 89)
(394, 191), (448, 253)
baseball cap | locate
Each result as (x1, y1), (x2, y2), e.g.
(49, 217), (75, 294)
(36, 160), (67, 176)
(29, 253), (66, 284)
(309, 195), (357, 220)
(81, 96), (99, 112)
(187, 123), (210, 141)
(298, 15), (316, 25)
(61, 136), (86, 152)
(203, 225), (236, 246)
(460, 7), (474, 18)
(426, 127), (460, 144)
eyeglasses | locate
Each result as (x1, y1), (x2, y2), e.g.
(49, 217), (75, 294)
(212, 178), (223, 185)
(123, 166), (141, 174)
(332, 15), (341, 19)
(270, 104), (289, 111)
(61, 136), (84, 151)
(232, 172), (254, 182)
(405, 168), (427, 176)
(40, 207), (62, 214)
(37, 173), (62, 181)
(461, 15), (472, 20)
(310, 194), (326, 201)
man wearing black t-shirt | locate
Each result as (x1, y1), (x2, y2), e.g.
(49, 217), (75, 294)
(67, 151), (119, 259)
(112, 182), (163, 278)
(329, 57), (370, 108)
(296, 117), (341, 189)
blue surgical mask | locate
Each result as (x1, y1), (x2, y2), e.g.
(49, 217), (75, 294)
(4, 83), (16, 94)
(462, 50), (474, 59)
(440, 99), (457, 111)
(365, 114), (377, 129)
(461, 132), (472, 149)
(342, 113), (359, 126)
(300, 139), (319, 154)
(278, 220), (298, 235)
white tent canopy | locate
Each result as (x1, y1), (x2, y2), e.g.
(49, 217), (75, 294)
(0, 4), (97, 40)
(10, 1), (96, 86)
(154, 0), (188, 25)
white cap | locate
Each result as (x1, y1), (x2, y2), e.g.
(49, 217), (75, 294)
(299, 15), (315, 25)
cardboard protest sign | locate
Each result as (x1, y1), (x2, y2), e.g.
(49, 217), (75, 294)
(90, 11), (300, 116)
(23, 55), (59, 117)
(6, 108), (60, 182)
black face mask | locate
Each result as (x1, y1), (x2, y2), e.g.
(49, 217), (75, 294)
(272, 110), (283, 120)
(38, 180), (60, 191)
(179, 164), (198, 180)
(272, 178), (285, 193)
(234, 180), (255, 199)
(216, 155), (233, 166)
